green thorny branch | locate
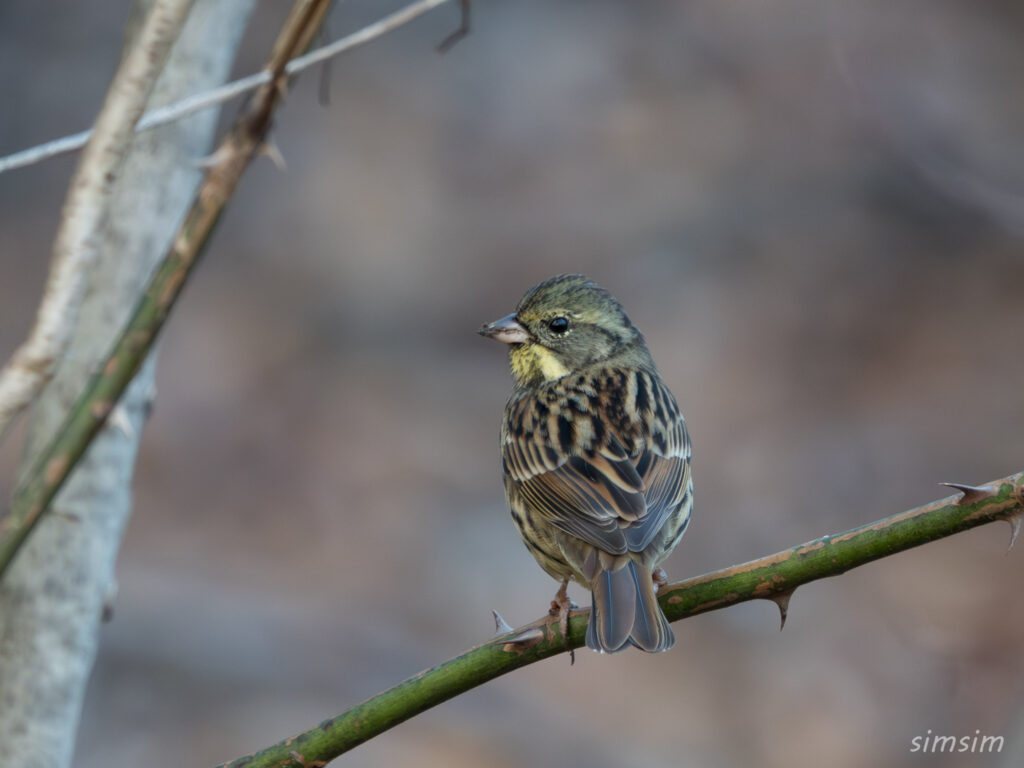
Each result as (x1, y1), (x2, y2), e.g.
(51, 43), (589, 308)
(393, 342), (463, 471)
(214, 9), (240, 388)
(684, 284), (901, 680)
(219, 473), (1023, 768)
(0, 0), (335, 574)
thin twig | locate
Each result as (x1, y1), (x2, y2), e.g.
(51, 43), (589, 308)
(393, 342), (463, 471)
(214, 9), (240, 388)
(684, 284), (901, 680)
(0, 0), (335, 575)
(0, 0), (453, 176)
(0, 0), (197, 442)
(216, 473), (1024, 768)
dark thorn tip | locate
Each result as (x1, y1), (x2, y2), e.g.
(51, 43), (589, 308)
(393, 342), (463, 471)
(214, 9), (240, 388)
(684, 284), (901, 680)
(769, 589), (795, 631)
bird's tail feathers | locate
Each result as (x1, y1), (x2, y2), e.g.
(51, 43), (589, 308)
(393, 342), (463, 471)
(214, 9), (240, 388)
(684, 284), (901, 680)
(586, 560), (674, 653)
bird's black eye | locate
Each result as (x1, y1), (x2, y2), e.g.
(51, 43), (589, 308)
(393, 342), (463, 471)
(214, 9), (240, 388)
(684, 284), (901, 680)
(548, 316), (570, 334)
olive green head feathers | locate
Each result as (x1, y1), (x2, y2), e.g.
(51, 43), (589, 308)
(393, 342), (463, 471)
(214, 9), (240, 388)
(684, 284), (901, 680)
(479, 274), (654, 389)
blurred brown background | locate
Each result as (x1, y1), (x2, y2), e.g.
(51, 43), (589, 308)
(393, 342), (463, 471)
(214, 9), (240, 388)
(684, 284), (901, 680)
(2, 1), (1024, 766)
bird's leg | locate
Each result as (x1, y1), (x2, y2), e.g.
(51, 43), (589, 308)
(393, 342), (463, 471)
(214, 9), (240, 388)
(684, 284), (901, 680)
(652, 566), (668, 592)
(549, 579), (576, 663)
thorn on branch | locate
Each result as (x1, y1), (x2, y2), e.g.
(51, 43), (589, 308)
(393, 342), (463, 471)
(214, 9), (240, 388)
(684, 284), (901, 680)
(1004, 511), (1023, 552)
(492, 609), (513, 635)
(258, 140), (287, 171)
(498, 627), (544, 653)
(108, 404), (135, 439)
(768, 588), (795, 630)
(437, 0), (470, 53)
(938, 482), (997, 505)
(193, 144), (233, 170)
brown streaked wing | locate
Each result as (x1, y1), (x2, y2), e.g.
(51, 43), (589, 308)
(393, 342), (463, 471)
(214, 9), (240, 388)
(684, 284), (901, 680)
(623, 371), (692, 551)
(508, 432), (645, 555)
(624, 451), (690, 551)
(502, 370), (689, 556)
(503, 388), (643, 554)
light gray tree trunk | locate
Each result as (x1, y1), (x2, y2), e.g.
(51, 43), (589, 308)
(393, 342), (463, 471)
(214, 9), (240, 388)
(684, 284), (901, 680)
(0, 2), (256, 765)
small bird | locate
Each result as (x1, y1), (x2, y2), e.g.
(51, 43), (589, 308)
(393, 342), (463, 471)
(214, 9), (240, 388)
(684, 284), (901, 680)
(479, 274), (692, 653)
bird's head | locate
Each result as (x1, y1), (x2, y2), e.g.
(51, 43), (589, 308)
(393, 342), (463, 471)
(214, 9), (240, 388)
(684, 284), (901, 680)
(479, 274), (652, 388)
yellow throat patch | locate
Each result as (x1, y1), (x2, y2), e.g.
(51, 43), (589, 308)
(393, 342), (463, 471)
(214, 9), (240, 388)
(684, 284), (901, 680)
(510, 343), (570, 385)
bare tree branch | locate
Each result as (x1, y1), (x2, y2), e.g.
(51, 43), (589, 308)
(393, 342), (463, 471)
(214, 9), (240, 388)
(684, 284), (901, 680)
(0, 0), (197, 442)
(0, 0), (336, 576)
(0, 1), (258, 764)
(0, 0), (455, 176)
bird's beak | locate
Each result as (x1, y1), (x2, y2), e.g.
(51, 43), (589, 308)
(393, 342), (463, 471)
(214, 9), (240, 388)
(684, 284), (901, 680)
(478, 313), (531, 345)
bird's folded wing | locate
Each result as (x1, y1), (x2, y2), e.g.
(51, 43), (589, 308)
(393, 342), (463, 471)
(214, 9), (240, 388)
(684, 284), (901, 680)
(503, 372), (691, 555)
